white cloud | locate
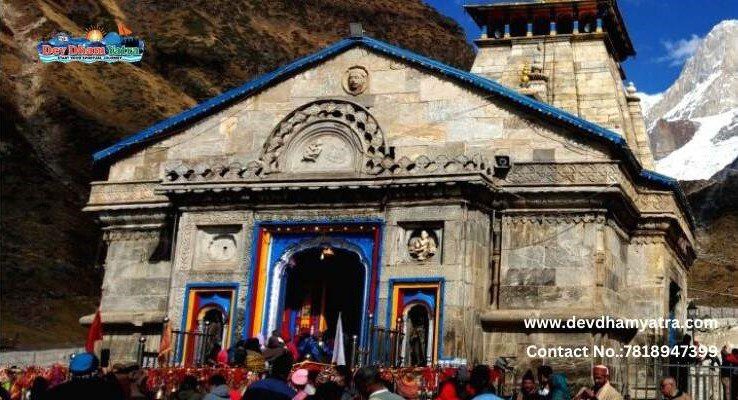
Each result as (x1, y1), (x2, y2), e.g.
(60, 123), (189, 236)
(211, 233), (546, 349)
(657, 34), (702, 67)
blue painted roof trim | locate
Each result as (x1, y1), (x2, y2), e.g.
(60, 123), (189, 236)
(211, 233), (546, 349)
(92, 36), (693, 228)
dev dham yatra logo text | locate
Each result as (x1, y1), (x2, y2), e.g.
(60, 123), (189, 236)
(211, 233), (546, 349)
(37, 22), (144, 64)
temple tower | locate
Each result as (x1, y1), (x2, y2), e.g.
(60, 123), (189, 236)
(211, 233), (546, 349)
(466, 0), (654, 168)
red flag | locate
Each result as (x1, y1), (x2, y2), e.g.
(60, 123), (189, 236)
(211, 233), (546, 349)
(85, 309), (103, 354)
(158, 320), (173, 364)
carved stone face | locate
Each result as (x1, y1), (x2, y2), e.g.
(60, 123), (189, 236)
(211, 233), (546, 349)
(344, 66), (368, 95)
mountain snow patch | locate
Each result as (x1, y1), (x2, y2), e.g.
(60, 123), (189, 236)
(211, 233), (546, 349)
(655, 109), (738, 180)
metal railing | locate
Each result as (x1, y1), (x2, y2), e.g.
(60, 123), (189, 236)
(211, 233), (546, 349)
(348, 319), (406, 368)
(619, 359), (736, 400)
(136, 330), (216, 368)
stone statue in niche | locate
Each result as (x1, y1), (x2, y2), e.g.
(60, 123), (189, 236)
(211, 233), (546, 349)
(343, 66), (369, 96)
(302, 140), (323, 162)
(408, 230), (438, 261)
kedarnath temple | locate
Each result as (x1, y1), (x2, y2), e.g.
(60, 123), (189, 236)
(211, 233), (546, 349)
(83, 0), (696, 379)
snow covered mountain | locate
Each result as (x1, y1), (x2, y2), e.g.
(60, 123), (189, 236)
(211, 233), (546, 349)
(640, 20), (738, 306)
(644, 20), (738, 181)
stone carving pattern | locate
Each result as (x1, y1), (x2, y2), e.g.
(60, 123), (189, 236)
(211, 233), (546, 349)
(89, 182), (167, 204)
(301, 141), (323, 162)
(162, 154), (492, 183)
(259, 100), (386, 174)
(506, 163), (619, 185)
(206, 234), (237, 262)
(503, 214), (606, 225)
(103, 229), (161, 242)
(291, 134), (354, 172)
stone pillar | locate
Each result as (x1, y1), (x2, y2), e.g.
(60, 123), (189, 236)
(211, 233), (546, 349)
(625, 82), (656, 169)
(82, 209), (173, 363)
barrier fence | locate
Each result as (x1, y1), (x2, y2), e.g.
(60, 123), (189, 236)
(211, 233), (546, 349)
(137, 330), (216, 368)
(610, 360), (734, 400)
(136, 321), (412, 369)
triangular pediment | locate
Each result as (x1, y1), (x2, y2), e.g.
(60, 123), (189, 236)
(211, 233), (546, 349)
(95, 36), (629, 163)
(94, 36), (691, 228)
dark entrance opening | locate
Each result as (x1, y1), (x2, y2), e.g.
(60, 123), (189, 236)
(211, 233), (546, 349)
(281, 247), (365, 356)
(405, 304), (430, 366)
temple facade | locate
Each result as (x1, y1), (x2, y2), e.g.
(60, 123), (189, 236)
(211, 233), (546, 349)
(84, 0), (695, 383)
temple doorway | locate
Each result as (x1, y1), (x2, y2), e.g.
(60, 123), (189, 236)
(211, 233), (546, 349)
(180, 286), (236, 365)
(404, 303), (431, 366)
(390, 280), (442, 366)
(279, 246), (365, 355)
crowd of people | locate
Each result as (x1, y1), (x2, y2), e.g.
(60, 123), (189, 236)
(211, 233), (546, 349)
(206, 331), (334, 368)
(2, 338), (737, 400)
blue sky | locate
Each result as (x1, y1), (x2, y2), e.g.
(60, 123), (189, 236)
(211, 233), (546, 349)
(425, 0), (736, 94)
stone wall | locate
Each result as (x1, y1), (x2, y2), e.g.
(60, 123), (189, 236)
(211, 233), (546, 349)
(471, 36), (652, 166)
(167, 210), (254, 340)
(101, 229), (171, 320)
(381, 205), (491, 361)
(0, 348), (83, 367)
(106, 48), (612, 184)
(498, 214), (600, 310)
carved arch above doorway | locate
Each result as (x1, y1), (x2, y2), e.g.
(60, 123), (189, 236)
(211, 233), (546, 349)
(258, 100), (388, 175)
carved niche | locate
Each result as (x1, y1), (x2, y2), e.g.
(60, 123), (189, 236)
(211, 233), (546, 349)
(407, 229), (438, 261)
(194, 225), (242, 270)
(399, 223), (443, 262)
(258, 100), (387, 175)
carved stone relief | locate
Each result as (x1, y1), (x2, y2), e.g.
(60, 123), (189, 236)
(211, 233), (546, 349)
(257, 100), (386, 175)
(88, 181), (168, 205)
(195, 226), (241, 269)
(342, 66), (369, 95)
(407, 229), (438, 261)
(288, 132), (356, 173)
(205, 234), (237, 262)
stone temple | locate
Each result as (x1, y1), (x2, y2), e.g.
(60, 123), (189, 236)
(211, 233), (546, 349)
(84, 0), (696, 380)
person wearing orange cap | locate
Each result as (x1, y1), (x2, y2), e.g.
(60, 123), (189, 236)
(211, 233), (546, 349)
(574, 365), (622, 400)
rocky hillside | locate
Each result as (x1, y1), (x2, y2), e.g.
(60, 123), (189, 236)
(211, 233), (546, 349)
(644, 20), (738, 307)
(0, 0), (474, 349)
